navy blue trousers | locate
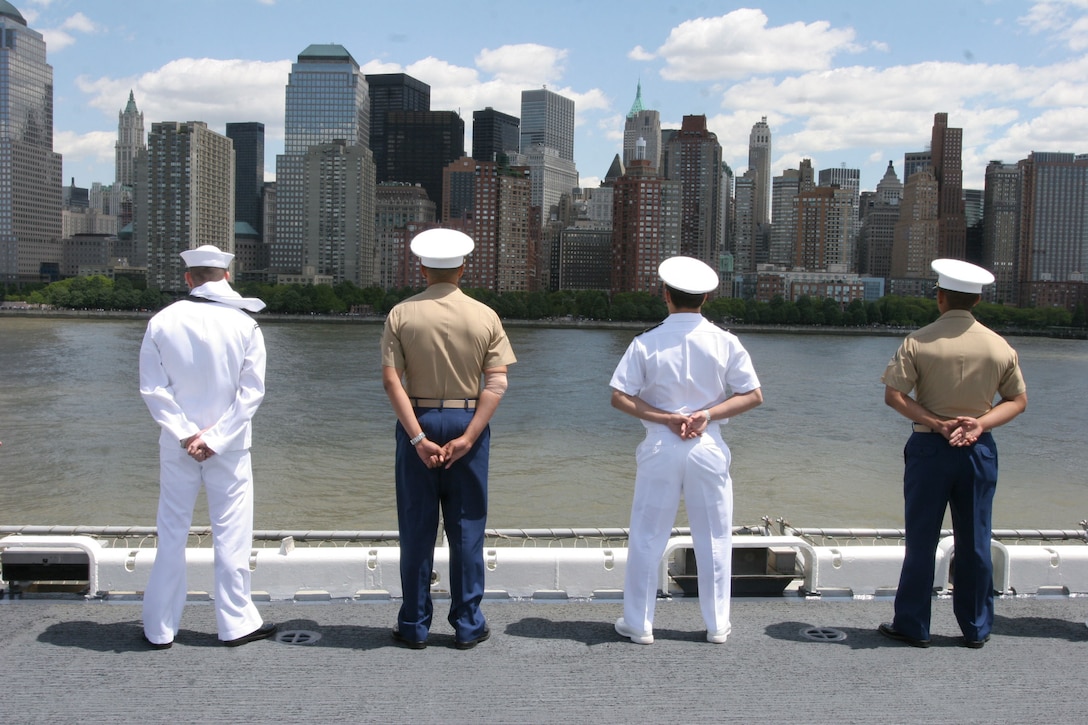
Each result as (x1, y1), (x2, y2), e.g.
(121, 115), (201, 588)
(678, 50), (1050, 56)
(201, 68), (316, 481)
(394, 407), (489, 643)
(893, 431), (998, 642)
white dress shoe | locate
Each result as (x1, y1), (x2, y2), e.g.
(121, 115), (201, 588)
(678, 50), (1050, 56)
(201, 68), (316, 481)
(614, 617), (654, 644)
(707, 626), (731, 644)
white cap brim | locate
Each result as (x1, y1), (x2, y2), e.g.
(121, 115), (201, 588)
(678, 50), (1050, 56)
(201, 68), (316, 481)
(411, 229), (474, 268)
(932, 258), (994, 294)
(659, 256), (719, 294)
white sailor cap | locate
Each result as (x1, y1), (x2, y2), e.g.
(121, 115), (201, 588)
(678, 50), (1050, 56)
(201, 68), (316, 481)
(658, 256), (719, 294)
(180, 244), (234, 269)
(931, 258), (994, 294)
(410, 228), (474, 268)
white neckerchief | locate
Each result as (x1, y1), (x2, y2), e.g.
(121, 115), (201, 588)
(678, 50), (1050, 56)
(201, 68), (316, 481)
(189, 279), (266, 312)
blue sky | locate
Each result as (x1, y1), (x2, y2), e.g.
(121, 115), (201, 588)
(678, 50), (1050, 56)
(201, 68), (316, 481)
(21, 0), (1088, 193)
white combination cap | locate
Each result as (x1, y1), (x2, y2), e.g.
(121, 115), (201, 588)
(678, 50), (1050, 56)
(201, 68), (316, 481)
(410, 228), (474, 268)
(180, 244), (234, 269)
(659, 256), (719, 294)
(931, 258), (994, 294)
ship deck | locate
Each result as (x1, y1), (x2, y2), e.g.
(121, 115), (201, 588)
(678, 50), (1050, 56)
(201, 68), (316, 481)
(2, 594), (1085, 723)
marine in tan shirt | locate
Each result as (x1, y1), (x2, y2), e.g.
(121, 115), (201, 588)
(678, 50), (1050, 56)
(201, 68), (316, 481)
(878, 259), (1027, 651)
(380, 229), (516, 651)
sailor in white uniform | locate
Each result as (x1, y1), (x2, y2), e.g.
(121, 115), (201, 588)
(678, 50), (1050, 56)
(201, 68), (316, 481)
(610, 257), (763, 644)
(139, 245), (275, 648)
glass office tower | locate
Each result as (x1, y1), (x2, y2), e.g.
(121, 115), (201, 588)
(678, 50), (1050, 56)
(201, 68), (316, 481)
(272, 44), (369, 273)
(0, 2), (63, 283)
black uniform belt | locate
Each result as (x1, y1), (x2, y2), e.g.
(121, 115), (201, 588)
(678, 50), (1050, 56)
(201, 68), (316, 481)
(411, 398), (477, 410)
(912, 423), (935, 433)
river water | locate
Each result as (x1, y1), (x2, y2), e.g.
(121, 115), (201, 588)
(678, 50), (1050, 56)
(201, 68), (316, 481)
(1, 316), (1085, 532)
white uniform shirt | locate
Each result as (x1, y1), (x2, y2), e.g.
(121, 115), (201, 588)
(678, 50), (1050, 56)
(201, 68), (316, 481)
(139, 298), (266, 453)
(610, 313), (761, 427)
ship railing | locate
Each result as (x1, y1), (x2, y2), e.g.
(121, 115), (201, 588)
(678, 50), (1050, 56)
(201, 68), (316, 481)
(0, 524), (769, 549)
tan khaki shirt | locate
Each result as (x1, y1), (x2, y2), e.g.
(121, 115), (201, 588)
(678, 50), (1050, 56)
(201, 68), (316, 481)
(881, 309), (1026, 419)
(381, 283), (516, 399)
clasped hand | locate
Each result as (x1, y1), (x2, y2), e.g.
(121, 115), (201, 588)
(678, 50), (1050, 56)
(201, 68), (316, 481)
(942, 416), (983, 447)
(415, 436), (473, 470)
(666, 412), (709, 440)
(182, 431), (216, 462)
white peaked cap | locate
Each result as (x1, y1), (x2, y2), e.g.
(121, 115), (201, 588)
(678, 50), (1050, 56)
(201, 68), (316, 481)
(658, 256), (719, 294)
(931, 258), (994, 294)
(180, 244), (234, 269)
(410, 228), (474, 268)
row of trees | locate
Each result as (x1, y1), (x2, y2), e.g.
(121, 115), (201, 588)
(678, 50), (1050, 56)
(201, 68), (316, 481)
(4, 275), (1084, 330)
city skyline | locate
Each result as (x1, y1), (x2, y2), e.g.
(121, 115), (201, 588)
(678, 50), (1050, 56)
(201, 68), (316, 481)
(26, 0), (1088, 194)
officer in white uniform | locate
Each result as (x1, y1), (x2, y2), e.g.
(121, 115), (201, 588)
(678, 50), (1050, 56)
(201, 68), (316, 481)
(610, 256), (763, 644)
(139, 245), (275, 648)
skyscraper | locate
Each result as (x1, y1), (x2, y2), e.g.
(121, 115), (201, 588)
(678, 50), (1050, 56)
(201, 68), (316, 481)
(116, 91), (145, 188)
(1017, 152), (1088, 287)
(748, 117), (772, 227)
(472, 107), (519, 165)
(664, 115), (722, 269)
(0, 3), (63, 283)
(890, 170), (939, 280)
(818, 166), (861, 270)
(302, 140), (375, 286)
(622, 81), (661, 171)
(795, 185), (854, 272)
(982, 160), (1021, 304)
(770, 169), (801, 268)
(520, 88), (575, 162)
(931, 112), (966, 259)
(366, 73), (430, 182)
(375, 183), (435, 289)
(875, 160), (903, 205)
(732, 170), (758, 277)
(225, 122), (264, 236)
(383, 110), (465, 213)
(903, 151), (931, 182)
(611, 158), (680, 295)
(517, 88), (577, 226)
(508, 145), (578, 223)
(273, 44), (370, 273)
(442, 156), (533, 293)
(858, 161), (903, 279)
(111, 91), (144, 236)
(135, 122), (234, 294)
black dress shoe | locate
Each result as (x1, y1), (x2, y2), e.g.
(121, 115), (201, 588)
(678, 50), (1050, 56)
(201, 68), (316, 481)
(392, 627), (427, 650)
(878, 622), (931, 648)
(223, 622), (277, 647)
(143, 634), (172, 650)
(964, 634), (990, 649)
(454, 626), (490, 650)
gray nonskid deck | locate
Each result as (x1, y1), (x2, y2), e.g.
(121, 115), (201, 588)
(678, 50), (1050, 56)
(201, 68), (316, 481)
(1, 596), (1085, 724)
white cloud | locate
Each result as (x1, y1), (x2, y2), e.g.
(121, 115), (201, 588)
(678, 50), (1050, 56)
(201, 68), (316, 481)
(42, 29), (75, 51)
(1020, 1), (1088, 51)
(984, 107), (1088, 161)
(655, 9), (857, 81)
(475, 44), (567, 85)
(54, 129), (115, 169)
(76, 58), (290, 142)
(39, 11), (100, 52)
(628, 45), (655, 62)
(691, 47), (1088, 189)
(61, 12), (98, 33)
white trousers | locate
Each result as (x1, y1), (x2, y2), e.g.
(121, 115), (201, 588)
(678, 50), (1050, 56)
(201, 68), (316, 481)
(623, 426), (733, 634)
(142, 446), (263, 643)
